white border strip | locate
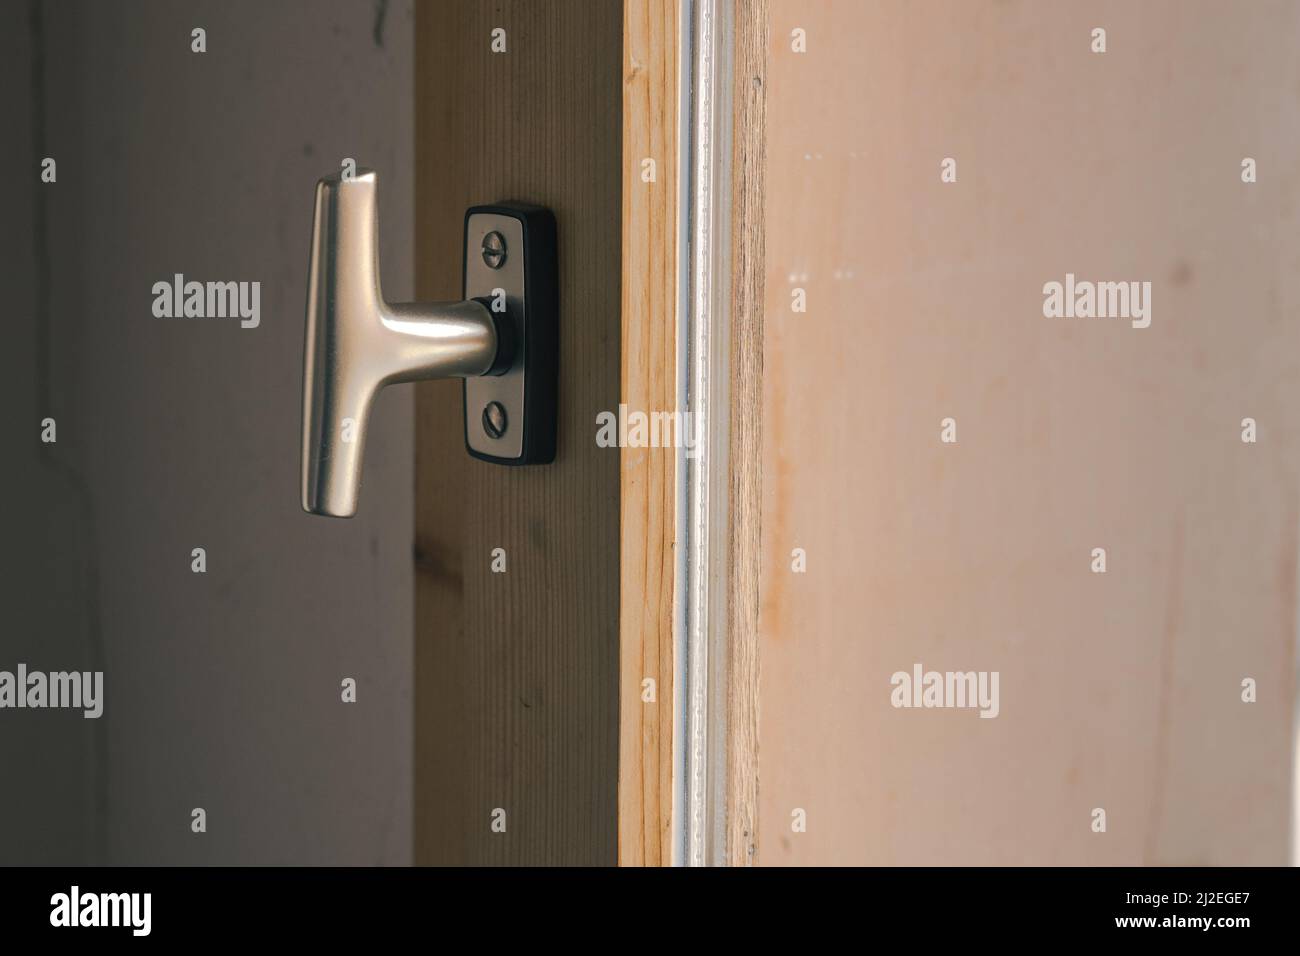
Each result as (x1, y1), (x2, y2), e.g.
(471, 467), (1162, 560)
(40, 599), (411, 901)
(675, 0), (734, 867)
(1292, 511), (1300, 865)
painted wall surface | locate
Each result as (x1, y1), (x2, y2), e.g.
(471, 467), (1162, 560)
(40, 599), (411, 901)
(2, 0), (415, 864)
(759, 0), (1299, 865)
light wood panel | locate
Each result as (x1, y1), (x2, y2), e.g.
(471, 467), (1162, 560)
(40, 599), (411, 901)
(723, 0), (768, 867)
(414, 0), (623, 866)
(618, 0), (679, 867)
(759, 0), (1300, 865)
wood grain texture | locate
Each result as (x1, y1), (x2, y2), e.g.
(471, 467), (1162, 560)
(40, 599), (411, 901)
(414, 0), (623, 866)
(758, 0), (1300, 865)
(617, 0), (679, 867)
(723, 0), (767, 868)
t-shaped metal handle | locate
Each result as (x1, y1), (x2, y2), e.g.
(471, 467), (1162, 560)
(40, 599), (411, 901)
(301, 169), (558, 518)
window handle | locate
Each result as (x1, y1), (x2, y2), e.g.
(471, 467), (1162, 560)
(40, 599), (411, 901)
(300, 169), (557, 518)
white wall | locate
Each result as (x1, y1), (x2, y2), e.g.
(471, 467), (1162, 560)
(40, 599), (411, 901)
(1, 0), (415, 864)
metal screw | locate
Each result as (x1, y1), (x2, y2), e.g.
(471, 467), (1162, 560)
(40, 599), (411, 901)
(481, 230), (507, 270)
(482, 401), (508, 439)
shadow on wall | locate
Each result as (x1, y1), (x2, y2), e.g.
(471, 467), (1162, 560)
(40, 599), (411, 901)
(1, 0), (416, 865)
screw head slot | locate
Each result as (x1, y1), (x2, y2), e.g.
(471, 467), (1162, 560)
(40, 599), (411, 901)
(481, 231), (507, 270)
(482, 401), (508, 439)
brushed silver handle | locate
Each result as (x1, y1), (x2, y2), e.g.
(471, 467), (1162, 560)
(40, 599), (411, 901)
(300, 169), (500, 518)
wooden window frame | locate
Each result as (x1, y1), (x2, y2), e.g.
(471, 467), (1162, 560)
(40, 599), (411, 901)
(618, 0), (767, 867)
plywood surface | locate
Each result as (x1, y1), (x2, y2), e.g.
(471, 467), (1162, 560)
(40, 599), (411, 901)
(724, 0), (768, 867)
(759, 0), (1300, 865)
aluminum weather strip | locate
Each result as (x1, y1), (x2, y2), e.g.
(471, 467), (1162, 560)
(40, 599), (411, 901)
(675, 0), (734, 868)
